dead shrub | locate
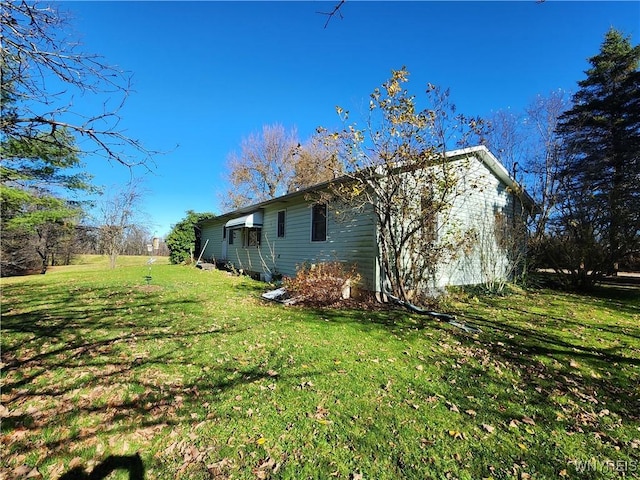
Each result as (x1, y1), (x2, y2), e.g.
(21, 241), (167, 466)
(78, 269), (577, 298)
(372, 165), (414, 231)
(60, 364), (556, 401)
(283, 262), (361, 307)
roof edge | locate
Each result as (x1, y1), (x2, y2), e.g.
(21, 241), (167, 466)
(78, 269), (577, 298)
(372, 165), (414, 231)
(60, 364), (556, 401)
(201, 145), (536, 224)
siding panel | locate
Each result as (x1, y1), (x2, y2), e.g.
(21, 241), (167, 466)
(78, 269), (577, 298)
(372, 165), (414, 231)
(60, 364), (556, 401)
(199, 197), (378, 289)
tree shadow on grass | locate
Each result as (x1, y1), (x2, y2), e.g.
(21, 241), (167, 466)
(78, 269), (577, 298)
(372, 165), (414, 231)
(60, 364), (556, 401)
(1, 279), (317, 478)
(433, 299), (640, 424)
(310, 307), (417, 333)
(299, 287), (639, 420)
(59, 454), (144, 480)
(1, 332), (312, 477)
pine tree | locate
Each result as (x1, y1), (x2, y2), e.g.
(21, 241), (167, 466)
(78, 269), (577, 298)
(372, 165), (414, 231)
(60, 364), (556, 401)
(555, 28), (640, 284)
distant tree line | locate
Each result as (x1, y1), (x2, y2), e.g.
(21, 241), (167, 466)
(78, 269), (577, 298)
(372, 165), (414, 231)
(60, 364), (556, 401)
(1, 221), (169, 276)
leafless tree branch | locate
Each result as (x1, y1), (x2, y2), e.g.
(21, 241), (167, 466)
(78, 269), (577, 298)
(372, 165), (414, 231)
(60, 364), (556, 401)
(317, 1), (345, 29)
(1, 1), (157, 169)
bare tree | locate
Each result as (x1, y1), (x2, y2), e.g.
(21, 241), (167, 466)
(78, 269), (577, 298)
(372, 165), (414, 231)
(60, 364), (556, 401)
(1, 1), (155, 167)
(482, 108), (526, 177)
(482, 91), (569, 272)
(317, 0), (346, 28)
(327, 68), (485, 303)
(96, 183), (146, 268)
(289, 129), (344, 192)
(121, 224), (153, 256)
(524, 91), (569, 246)
(223, 124), (300, 210)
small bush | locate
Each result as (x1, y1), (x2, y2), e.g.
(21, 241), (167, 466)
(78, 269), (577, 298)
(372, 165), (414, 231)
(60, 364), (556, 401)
(283, 261), (361, 306)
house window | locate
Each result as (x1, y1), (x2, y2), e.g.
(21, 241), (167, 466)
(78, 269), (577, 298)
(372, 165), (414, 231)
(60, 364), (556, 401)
(228, 228), (236, 245)
(311, 203), (327, 242)
(246, 228), (261, 247)
(277, 210), (286, 238)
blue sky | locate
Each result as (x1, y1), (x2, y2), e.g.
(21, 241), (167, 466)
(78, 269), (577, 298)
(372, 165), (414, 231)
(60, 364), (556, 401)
(60, 1), (640, 237)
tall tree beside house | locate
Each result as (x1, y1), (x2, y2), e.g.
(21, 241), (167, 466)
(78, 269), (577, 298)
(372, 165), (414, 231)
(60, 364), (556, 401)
(223, 124), (300, 210)
(554, 28), (640, 287)
(523, 91), (570, 258)
(327, 67), (485, 304)
(483, 91), (570, 272)
(289, 130), (345, 192)
(166, 210), (215, 264)
(223, 124), (345, 210)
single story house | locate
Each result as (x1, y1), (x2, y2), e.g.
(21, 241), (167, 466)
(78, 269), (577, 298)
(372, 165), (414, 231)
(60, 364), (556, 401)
(198, 145), (534, 294)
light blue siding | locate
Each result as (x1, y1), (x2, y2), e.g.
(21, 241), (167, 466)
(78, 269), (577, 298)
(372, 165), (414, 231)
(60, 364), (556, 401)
(200, 195), (378, 289)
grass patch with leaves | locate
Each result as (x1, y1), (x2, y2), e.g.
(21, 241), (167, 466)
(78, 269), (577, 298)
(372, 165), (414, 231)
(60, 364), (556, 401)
(1, 261), (639, 479)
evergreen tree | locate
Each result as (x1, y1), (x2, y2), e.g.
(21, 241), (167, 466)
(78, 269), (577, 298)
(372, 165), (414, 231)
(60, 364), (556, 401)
(555, 28), (640, 285)
(0, 118), (93, 274)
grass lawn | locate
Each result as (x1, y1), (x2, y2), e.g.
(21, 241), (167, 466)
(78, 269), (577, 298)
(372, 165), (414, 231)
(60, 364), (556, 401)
(1, 258), (639, 479)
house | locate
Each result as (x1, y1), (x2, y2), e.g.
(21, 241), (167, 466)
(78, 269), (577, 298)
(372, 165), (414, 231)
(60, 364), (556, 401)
(198, 145), (534, 295)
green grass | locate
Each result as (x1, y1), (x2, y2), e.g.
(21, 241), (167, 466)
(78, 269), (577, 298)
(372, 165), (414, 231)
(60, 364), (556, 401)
(63, 254), (171, 268)
(1, 259), (639, 479)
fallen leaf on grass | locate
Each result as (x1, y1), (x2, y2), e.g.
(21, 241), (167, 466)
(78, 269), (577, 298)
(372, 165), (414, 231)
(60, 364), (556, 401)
(26, 468), (41, 478)
(207, 458), (233, 477)
(446, 402), (460, 413)
(47, 463), (65, 479)
(313, 405), (329, 420)
(482, 424), (495, 433)
(448, 430), (465, 440)
(521, 416), (536, 426)
(253, 457), (280, 479)
(12, 465), (41, 478)
(465, 409), (477, 417)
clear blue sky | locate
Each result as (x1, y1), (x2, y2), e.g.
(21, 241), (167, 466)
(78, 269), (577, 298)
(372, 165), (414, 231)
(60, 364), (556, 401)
(61, 1), (640, 237)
